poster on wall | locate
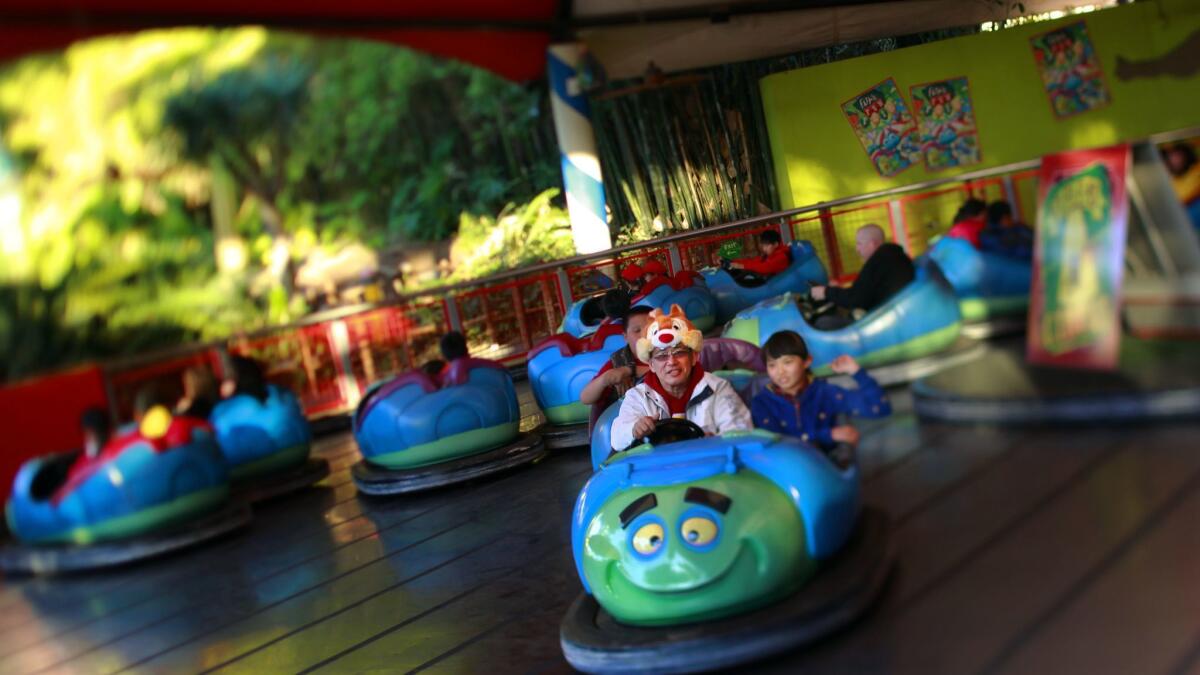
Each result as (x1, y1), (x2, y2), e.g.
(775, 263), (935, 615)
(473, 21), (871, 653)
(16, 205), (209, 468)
(1030, 20), (1111, 119)
(841, 78), (922, 178)
(910, 77), (981, 171)
(1027, 144), (1129, 370)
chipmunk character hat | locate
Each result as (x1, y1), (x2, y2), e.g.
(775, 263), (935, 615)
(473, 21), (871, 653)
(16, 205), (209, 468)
(636, 304), (703, 363)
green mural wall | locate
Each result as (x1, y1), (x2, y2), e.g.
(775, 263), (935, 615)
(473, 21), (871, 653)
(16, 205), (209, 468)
(761, 0), (1200, 207)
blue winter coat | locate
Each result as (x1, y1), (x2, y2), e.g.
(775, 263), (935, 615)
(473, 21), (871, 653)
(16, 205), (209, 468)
(750, 370), (890, 450)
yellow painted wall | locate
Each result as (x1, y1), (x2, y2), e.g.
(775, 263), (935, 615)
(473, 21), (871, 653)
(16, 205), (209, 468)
(761, 0), (1200, 207)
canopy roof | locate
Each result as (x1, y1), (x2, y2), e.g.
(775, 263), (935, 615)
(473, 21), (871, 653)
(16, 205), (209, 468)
(0, 0), (1088, 81)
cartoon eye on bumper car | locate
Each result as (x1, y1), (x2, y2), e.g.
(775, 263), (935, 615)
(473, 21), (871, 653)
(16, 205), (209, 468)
(210, 385), (326, 502)
(924, 236), (1031, 333)
(528, 328), (627, 449)
(701, 241), (828, 324)
(589, 337), (768, 471)
(562, 424), (893, 673)
(723, 260), (974, 384)
(2, 413), (249, 575)
(352, 358), (546, 495)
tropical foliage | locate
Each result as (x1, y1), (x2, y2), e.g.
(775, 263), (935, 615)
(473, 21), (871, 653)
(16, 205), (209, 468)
(0, 29), (560, 380)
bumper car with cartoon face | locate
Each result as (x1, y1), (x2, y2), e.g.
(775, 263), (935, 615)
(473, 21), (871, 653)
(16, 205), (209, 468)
(923, 236), (1031, 334)
(562, 425), (893, 673)
(210, 384), (325, 502)
(701, 241), (828, 323)
(528, 327), (627, 448)
(723, 259), (976, 384)
(352, 358), (546, 495)
(2, 413), (249, 574)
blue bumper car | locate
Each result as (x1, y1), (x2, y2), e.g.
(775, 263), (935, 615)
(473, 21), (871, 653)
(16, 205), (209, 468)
(560, 294), (611, 339)
(352, 358), (546, 495)
(561, 273), (718, 338)
(561, 425), (893, 673)
(210, 385), (325, 501)
(701, 241), (828, 323)
(2, 415), (249, 574)
(723, 260), (964, 379)
(528, 328), (627, 449)
(924, 236), (1031, 324)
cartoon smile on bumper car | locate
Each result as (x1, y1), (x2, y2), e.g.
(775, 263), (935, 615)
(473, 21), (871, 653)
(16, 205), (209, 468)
(580, 469), (811, 626)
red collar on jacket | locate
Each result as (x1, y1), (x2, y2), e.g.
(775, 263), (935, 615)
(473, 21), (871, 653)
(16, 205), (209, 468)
(644, 363), (706, 415)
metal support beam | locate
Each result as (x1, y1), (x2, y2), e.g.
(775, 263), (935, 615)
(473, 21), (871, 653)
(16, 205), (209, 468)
(667, 242), (684, 273)
(888, 199), (910, 253)
(444, 295), (463, 331)
(556, 267), (574, 307)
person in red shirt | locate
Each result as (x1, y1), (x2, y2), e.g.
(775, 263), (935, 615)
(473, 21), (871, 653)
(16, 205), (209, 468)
(730, 230), (790, 276)
(619, 263), (645, 295)
(641, 259), (669, 283)
(946, 198), (987, 248)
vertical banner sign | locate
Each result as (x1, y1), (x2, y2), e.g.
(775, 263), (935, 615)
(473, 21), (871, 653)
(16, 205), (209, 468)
(910, 77), (981, 171)
(1028, 144), (1130, 369)
(841, 78), (921, 178)
(1030, 21), (1111, 119)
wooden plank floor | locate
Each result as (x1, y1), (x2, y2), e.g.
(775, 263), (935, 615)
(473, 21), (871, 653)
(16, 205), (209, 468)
(1, 384), (1198, 675)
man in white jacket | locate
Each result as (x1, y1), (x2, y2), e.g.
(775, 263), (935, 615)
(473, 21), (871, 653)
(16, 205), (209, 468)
(609, 305), (753, 451)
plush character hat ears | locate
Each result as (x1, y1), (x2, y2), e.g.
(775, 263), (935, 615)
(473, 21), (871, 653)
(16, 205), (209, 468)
(636, 304), (703, 363)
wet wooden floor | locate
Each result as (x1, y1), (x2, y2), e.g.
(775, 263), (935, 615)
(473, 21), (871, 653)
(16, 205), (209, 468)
(2, 385), (1198, 674)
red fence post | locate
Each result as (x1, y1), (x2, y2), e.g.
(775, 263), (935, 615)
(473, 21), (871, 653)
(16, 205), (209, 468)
(818, 207), (844, 279)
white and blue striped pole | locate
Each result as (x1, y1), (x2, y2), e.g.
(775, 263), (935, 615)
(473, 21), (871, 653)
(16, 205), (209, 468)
(547, 44), (612, 255)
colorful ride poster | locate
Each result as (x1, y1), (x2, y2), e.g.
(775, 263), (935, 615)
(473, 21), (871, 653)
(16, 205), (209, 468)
(910, 77), (981, 171)
(841, 78), (922, 178)
(1027, 144), (1129, 369)
(1030, 20), (1111, 118)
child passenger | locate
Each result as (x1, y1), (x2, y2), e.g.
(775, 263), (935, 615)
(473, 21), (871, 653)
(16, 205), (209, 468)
(751, 330), (890, 454)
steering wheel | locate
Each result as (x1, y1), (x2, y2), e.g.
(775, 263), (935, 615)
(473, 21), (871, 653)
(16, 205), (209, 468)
(795, 291), (836, 324)
(628, 418), (706, 450)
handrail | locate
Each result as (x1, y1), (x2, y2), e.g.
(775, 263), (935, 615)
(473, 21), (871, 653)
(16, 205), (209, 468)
(56, 123), (1200, 375)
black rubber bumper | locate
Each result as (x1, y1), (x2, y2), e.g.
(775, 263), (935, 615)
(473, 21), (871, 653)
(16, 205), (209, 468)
(352, 431), (548, 496)
(560, 507), (894, 674)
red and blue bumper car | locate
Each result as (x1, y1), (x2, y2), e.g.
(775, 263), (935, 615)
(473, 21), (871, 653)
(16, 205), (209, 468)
(701, 241), (828, 323)
(924, 236), (1031, 332)
(528, 327), (627, 448)
(2, 416), (249, 574)
(210, 385), (325, 501)
(562, 272), (718, 338)
(351, 358), (546, 495)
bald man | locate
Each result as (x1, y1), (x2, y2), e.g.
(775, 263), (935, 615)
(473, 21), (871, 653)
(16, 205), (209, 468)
(810, 224), (914, 329)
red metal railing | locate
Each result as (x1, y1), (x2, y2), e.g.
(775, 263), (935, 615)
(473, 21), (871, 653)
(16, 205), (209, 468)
(61, 163), (1049, 422)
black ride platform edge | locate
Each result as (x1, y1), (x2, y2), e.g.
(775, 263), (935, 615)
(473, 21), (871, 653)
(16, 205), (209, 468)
(560, 507), (895, 675)
(542, 422), (590, 450)
(912, 336), (1200, 425)
(351, 431), (548, 496)
(0, 503), (252, 576)
(233, 457), (331, 504)
(959, 316), (1027, 340)
(913, 380), (1200, 424)
(865, 336), (987, 388)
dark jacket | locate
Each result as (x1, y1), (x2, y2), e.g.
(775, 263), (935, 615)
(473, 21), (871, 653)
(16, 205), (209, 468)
(827, 242), (914, 312)
(750, 370), (890, 450)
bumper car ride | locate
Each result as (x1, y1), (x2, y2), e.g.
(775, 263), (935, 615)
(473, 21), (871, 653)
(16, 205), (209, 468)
(352, 358), (546, 494)
(723, 260), (963, 375)
(701, 241), (828, 323)
(210, 385), (323, 498)
(528, 331), (626, 427)
(562, 426), (893, 673)
(3, 417), (247, 574)
(924, 236), (1031, 322)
